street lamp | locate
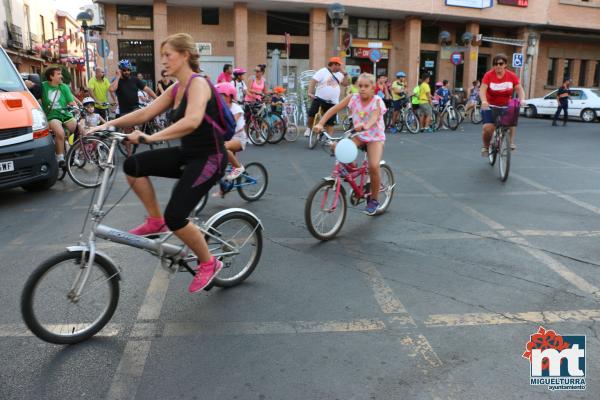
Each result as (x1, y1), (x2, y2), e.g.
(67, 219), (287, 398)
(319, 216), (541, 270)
(327, 2), (345, 57)
(76, 10), (93, 81)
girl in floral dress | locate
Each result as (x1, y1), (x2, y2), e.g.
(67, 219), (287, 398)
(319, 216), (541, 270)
(314, 73), (387, 215)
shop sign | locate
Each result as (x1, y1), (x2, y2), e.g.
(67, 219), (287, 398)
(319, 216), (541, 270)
(445, 0), (492, 9)
(368, 42), (383, 49)
(497, 0), (528, 6)
(352, 48), (388, 59)
(196, 42), (212, 56)
(424, 60), (435, 68)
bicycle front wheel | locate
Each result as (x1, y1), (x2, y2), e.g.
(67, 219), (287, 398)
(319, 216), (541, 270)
(471, 106), (483, 124)
(66, 137), (111, 188)
(21, 251), (120, 344)
(206, 211), (263, 287)
(405, 111), (420, 134)
(247, 120), (267, 146)
(236, 162), (268, 201)
(284, 123), (299, 142)
(305, 180), (347, 241)
(444, 108), (460, 131)
(498, 130), (511, 182)
(266, 113), (286, 144)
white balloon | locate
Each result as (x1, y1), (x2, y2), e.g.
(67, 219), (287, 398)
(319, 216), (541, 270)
(335, 138), (358, 164)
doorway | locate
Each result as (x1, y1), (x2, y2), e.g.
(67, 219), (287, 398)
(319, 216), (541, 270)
(118, 40), (156, 90)
(477, 55), (490, 82)
(420, 51), (438, 81)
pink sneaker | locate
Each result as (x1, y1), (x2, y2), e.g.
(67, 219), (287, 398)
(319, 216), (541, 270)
(128, 216), (168, 236)
(189, 256), (223, 293)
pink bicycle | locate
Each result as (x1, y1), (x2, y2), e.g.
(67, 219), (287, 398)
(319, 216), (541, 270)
(304, 130), (395, 241)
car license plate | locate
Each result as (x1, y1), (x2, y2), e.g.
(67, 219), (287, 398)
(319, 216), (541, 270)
(0, 161), (15, 173)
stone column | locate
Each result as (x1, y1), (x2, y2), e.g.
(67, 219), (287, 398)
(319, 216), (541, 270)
(571, 59), (581, 86)
(310, 8), (327, 70)
(153, 0), (168, 79)
(404, 16), (421, 88)
(585, 60), (597, 87)
(389, 19), (404, 78)
(234, 3), (248, 68)
(463, 22), (479, 88)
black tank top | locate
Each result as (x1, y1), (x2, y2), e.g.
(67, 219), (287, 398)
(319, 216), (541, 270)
(168, 77), (224, 157)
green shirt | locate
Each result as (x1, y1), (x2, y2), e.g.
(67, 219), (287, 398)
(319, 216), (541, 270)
(418, 82), (431, 104)
(349, 84), (359, 94)
(411, 85), (420, 105)
(391, 81), (406, 101)
(88, 77), (111, 109)
(41, 82), (74, 114)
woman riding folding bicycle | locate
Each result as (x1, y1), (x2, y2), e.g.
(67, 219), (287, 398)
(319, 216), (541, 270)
(91, 33), (227, 293)
(313, 72), (386, 216)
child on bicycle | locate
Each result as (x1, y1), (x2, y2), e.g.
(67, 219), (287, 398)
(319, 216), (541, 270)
(79, 97), (106, 135)
(215, 82), (247, 181)
(271, 86), (286, 114)
(313, 73), (387, 216)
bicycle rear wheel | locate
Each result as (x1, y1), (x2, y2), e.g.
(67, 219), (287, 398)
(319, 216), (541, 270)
(66, 137), (111, 188)
(305, 179), (347, 241)
(371, 163), (395, 214)
(498, 129), (511, 182)
(236, 162), (268, 201)
(21, 251), (120, 344)
(206, 211), (263, 287)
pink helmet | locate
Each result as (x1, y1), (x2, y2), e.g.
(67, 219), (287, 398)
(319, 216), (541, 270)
(435, 81), (443, 87)
(233, 68), (246, 76)
(215, 82), (237, 98)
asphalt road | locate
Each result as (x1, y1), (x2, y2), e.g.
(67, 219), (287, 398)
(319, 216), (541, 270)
(1, 117), (599, 399)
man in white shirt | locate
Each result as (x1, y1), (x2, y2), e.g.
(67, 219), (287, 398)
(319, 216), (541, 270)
(304, 57), (349, 136)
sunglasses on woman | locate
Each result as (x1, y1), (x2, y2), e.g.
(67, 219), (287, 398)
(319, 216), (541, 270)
(494, 62), (506, 66)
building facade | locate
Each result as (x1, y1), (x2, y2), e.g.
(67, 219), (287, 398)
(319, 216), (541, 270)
(1, 0), (91, 90)
(96, 0), (600, 98)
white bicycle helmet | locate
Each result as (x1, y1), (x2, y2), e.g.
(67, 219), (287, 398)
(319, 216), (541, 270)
(82, 97), (95, 106)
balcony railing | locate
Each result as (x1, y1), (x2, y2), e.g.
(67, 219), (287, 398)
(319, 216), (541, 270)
(6, 22), (23, 49)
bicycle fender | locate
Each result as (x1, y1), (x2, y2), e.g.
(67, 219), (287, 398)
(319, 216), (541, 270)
(379, 160), (387, 166)
(66, 245), (121, 281)
(321, 177), (347, 196)
(204, 208), (264, 231)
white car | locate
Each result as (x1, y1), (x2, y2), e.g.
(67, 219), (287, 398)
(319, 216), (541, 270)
(523, 87), (600, 122)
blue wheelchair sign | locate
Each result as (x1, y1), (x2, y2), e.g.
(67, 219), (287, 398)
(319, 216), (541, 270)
(512, 53), (524, 68)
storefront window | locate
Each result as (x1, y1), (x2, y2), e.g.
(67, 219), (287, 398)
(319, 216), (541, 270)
(367, 20), (379, 39)
(267, 43), (309, 59)
(118, 40), (155, 89)
(117, 5), (153, 30)
(421, 25), (439, 44)
(547, 58), (557, 86)
(594, 62), (600, 87)
(202, 8), (219, 25)
(349, 18), (390, 40)
(267, 12), (309, 36)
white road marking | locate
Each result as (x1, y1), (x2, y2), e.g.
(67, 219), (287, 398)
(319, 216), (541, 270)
(106, 341), (152, 400)
(402, 170), (600, 300)
(512, 172), (600, 215)
(136, 266), (171, 321)
(163, 319), (386, 336)
(425, 308), (600, 327)
(0, 323), (121, 337)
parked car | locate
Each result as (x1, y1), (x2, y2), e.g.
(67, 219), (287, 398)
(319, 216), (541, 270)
(0, 45), (58, 192)
(522, 87), (600, 122)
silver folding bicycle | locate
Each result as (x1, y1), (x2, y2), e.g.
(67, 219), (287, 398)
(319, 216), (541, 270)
(21, 130), (264, 345)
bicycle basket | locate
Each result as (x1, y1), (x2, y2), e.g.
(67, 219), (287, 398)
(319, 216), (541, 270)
(499, 99), (520, 127)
